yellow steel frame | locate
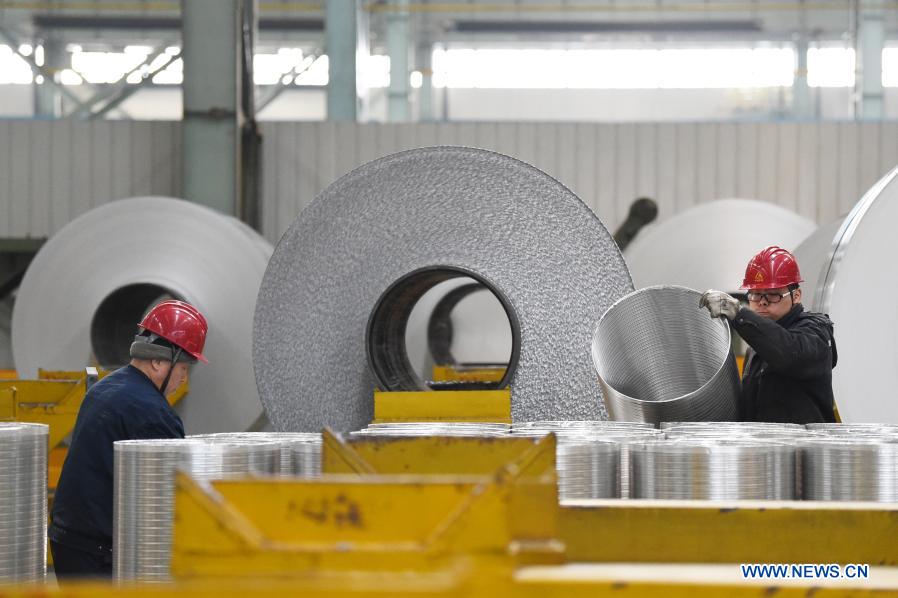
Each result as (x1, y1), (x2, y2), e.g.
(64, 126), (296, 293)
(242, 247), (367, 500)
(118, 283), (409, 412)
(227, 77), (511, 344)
(373, 389), (511, 423)
(431, 364), (507, 383)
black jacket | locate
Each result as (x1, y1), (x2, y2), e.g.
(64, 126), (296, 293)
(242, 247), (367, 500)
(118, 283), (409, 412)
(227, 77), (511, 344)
(49, 365), (184, 555)
(730, 304), (837, 424)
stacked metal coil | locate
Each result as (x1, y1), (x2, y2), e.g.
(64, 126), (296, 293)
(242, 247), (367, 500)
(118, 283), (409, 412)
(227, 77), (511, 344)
(0, 423), (47, 583)
(630, 438), (796, 500)
(113, 437), (282, 582)
(188, 432), (322, 476)
(662, 421), (806, 432)
(800, 438), (898, 501)
(353, 422), (510, 437)
(554, 439), (620, 500)
(806, 423), (898, 436)
(591, 286), (740, 424)
(512, 421), (661, 498)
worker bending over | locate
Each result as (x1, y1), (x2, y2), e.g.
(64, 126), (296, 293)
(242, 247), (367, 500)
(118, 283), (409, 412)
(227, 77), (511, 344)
(49, 300), (208, 579)
(700, 246), (837, 424)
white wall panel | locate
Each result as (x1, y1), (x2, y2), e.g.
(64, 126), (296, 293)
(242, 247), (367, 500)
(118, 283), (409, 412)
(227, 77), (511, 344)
(2, 120), (898, 246)
(0, 120), (181, 240)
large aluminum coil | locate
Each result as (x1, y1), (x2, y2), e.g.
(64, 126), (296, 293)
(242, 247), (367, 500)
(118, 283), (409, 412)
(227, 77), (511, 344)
(591, 286), (740, 424)
(791, 216), (844, 311)
(630, 438), (796, 500)
(254, 147), (633, 431)
(624, 199), (816, 293)
(816, 166), (898, 423)
(12, 197), (272, 433)
(113, 437), (281, 582)
(800, 438), (898, 501)
(0, 423), (47, 583)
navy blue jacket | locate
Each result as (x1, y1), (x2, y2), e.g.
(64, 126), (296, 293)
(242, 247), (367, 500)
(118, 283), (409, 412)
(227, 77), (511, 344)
(49, 365), (184, 554)
(731, 304), (837, 424)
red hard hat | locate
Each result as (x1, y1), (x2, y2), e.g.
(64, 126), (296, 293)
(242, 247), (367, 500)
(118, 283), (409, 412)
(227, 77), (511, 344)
(741, 246), (803, 290)
(138, 300), (209, 364)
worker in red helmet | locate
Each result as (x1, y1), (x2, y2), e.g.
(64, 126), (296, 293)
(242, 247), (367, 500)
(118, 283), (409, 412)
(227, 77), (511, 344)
(48, 300), (208, 580)
(700, 246), (837, 423)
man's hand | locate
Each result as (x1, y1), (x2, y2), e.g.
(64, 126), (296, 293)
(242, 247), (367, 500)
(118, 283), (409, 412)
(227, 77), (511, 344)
(699, 290), (740, 320)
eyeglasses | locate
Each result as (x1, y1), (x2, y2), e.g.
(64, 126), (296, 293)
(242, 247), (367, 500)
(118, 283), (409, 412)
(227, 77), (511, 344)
(746, 290), (792, 304)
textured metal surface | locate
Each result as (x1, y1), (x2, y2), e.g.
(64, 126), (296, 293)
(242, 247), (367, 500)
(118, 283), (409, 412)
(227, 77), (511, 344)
(113, 437), (282, 582)
(792, 216), (844, 311)
(11, 197), (272, 433)
(591, 286), (740, 424)
(816, 166), (898, 423)
(800, 438), (898, 501)
(254, 147), (633, 432)
(0, 423), (47, 583)
(630, 438), (796, 500)
(624, 199), (817, 293)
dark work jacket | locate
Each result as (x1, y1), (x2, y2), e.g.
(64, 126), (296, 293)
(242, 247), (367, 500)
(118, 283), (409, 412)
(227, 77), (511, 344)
(730, 304), (837, 424)
(49, 365), (184, 555)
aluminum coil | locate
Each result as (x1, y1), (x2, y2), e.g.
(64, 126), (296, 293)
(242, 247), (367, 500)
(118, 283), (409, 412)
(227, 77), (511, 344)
(113, 437), (281, 582)
(630, 438), (796, 500)
(806, 423), (898, 436)
(791, 216), (844, 311)
(0, 423), (47, 583)
(591, 286), (740, 424)
(624, 199), (816, 293)
(253, 147), (633, 432)
(513, 422), (662, 498)
(816, 166), (898, 423)
(189, 432), (322, 476)
(12, 197), (272, 433)
(556, 439), (620, 501)
(800, 438), (898, 501)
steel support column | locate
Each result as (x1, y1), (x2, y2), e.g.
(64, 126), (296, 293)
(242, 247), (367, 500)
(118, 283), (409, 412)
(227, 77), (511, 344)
(416, 40), (433, 122)
(325, 0), (365, 122)
(792, 36), (812, 120)
(182, 0), (255, 216)
(855, 0), (885, 120)
(387, 0), (410, 122)
(33, 35), (65, 118)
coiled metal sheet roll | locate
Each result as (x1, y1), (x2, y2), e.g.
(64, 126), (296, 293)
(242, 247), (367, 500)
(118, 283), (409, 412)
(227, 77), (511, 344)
(556, 439), (620, 501)
(791, 216), (844, 312)
(806, 423), (898, 436)
(254, 147), (633, 431)
(624, 199), (816, 293)
(592, 286), (740, 424)
(800, 438), (898, 501)
(630, 439), (796, 500)
(0, 423), (47, 583)
(189, 432), (322, 476)
(113, 438), (281, 582)
(12, 197), (272, 434)
(816, 166), (898, 423)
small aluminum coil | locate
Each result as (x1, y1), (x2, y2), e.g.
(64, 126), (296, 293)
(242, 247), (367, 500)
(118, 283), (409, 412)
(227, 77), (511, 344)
(800, 438), (898, 502)
(513, 422), (662, 499)
(624, 199), (816, 293)
(630, 438), (796, 500)
(0, 423), (47, 583)
(113, 437), (281, 582)
(555, 438), (620, 501)
(352, 422), (510, 437)
(12, 197), (273, 433)
(189, 432), (322, 476)
(592, 286), (740, 424)
(816, 166), (898, 423)
(254, 147), (633, 431)
(806, 423), (898, 436)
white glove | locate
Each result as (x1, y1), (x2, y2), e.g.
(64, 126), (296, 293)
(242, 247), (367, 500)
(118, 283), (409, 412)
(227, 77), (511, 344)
(699, 290), (740, 320)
